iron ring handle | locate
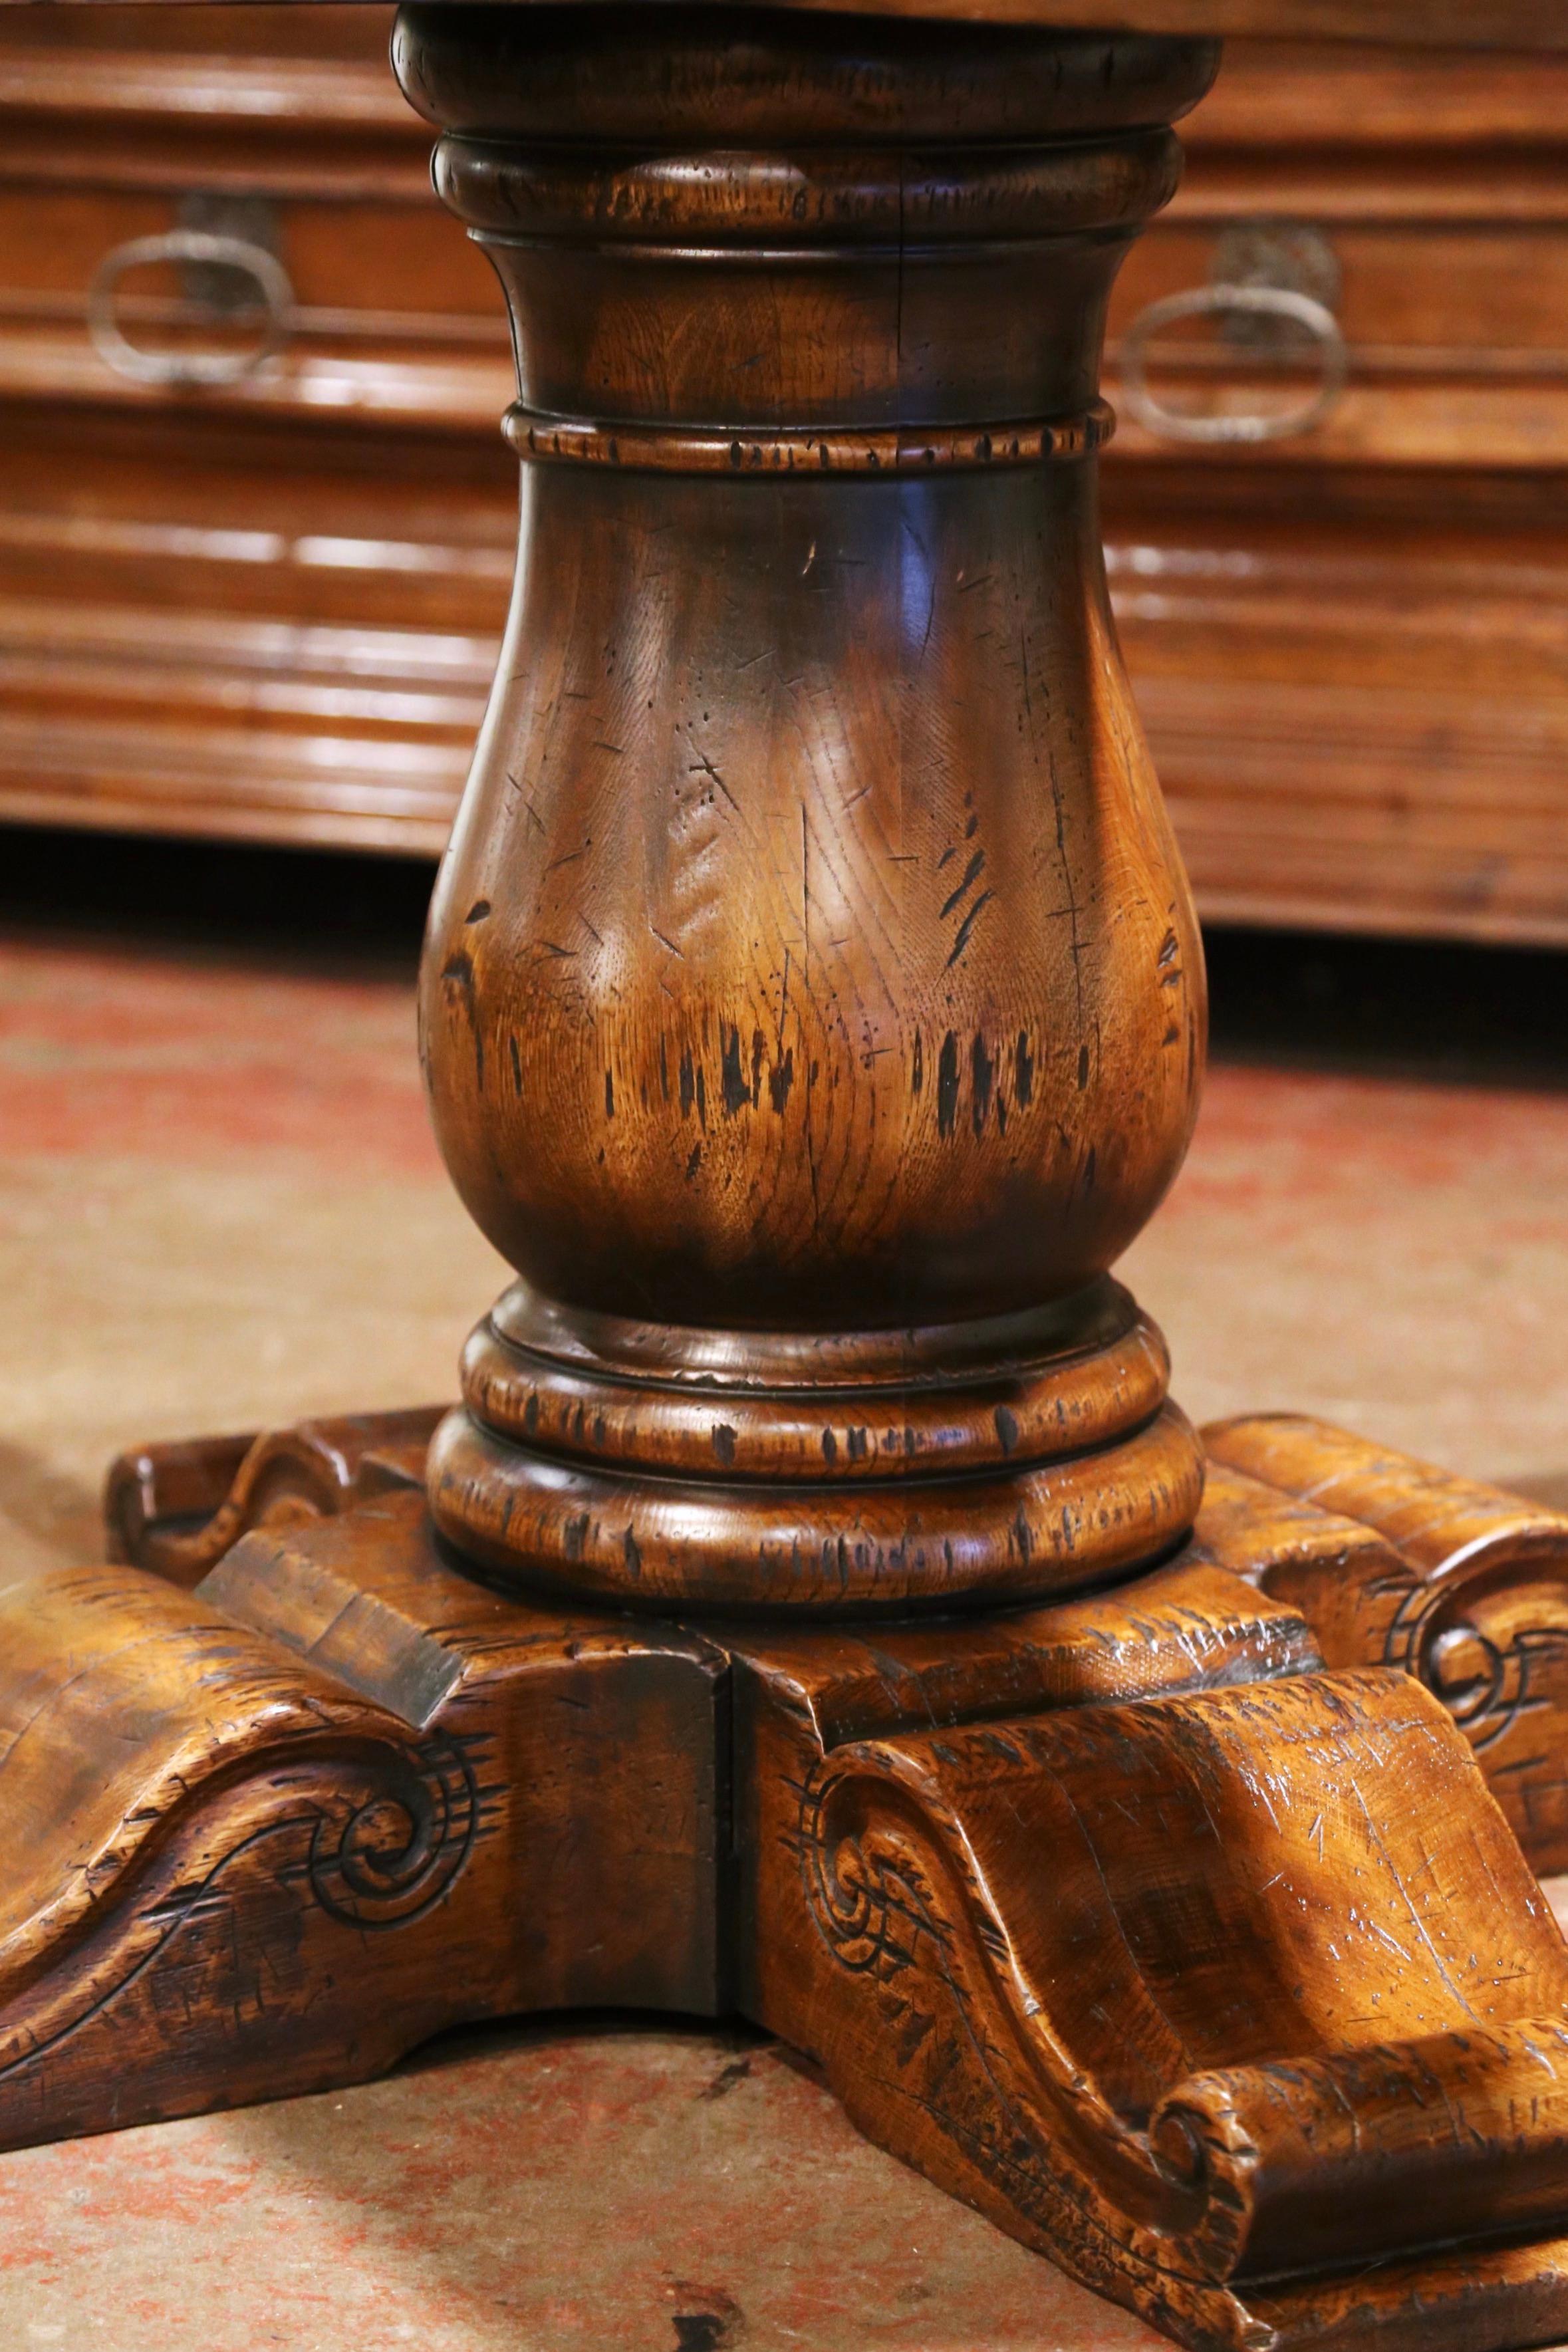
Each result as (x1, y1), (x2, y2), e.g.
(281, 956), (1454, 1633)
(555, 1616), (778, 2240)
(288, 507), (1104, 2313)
(1118, 283), (1348, 446)
(87, 229), (294, 389)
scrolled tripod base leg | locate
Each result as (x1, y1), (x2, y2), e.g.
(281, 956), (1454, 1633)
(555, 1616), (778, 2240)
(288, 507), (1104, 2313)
(1198, 1414), (1568, 1875)
(38, 1406), (1568, 2352)
(733, 1580), (1568, 2351)
(0, 1494), (722, 2149)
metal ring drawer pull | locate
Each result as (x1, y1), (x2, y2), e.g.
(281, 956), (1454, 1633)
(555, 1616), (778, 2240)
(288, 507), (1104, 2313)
(1118, 283), (1348, 446)
(88, 229), (294, 389)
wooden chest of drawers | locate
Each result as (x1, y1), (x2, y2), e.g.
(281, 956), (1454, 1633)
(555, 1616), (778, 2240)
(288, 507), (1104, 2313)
(1107, 39), (1568, 943)
(3, 7), (1567, 941)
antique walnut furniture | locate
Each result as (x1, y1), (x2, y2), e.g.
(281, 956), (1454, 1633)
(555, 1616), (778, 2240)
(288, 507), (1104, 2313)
(9, 5), (1568, 941)
(13, 4), (1568, 2349)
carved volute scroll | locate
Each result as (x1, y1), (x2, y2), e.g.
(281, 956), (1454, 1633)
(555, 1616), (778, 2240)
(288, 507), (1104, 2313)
(10, 18), (1568, 2352)
(395, 5), (1218, 1611)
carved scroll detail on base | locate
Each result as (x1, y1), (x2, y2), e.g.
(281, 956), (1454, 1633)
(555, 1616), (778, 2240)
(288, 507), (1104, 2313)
(0, 1495), (721, 2149)
(105, 1406), (444, 1586)
(0, 1558), (490, 2143)
(73, 1408), (1568, 2349)
(1202, 1414), (1568, 1871)
(738, 1580), (1568, 2350)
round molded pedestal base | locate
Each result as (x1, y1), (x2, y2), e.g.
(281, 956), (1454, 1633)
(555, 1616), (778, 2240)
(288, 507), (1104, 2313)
(426, 1275), (1203, 1615)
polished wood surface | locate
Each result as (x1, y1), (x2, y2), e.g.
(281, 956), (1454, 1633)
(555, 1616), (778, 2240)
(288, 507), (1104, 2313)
(34, 0), (1568, 53)
(112, 1401), (1568, 1876)
(740, 1617), (1568, 2350)
(0, 7), (508, 853)
(69, 1400), (1568, 2348)
(1104, 38), (1568, 942)
(5, 11), (1568, 2350)
(405, 3), (1213, 1611)
(0, 1490), (721, 2145)
(1204, 1415), (1568, 1876)
(7, 8), (1568, 940)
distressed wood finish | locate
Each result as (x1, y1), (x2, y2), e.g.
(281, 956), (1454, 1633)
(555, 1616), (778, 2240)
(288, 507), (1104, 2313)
(77, 1421), (1568, 2349)
(406, 4), (1214, 1612)
(734, 1609), (1568, 2351)
(106, 1404), (444, 1585)
(1202, 1414), (1568, 1875)
(7, 9), (1568, 2352)
(0, 1491), (722, 2147)
(116, 1399), (1568, 1867)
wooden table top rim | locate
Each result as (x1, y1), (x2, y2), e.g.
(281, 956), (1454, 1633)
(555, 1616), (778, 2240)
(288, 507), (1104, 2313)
(19, 0), (1568, 56)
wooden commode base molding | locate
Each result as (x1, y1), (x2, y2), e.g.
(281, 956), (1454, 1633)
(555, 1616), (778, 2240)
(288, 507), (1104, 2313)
(9, 7), (1568, 2351)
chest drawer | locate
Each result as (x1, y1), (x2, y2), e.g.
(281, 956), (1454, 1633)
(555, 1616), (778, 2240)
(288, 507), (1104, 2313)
(1106, 41), (1568, 467)
(0, 4), (510, 431)
(2, 11), (1567, 948)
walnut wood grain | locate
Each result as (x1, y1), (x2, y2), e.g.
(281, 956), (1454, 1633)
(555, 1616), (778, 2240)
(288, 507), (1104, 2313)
(1204, 1414), (1568, 1875)
(6, 13), (1568, 2351)
(7, 13), (1568, 940)
(0, 1492), (722, 2148)
(730, 1563), (1568, 2349)
(115, 1400), (1568, 1876)
(105, 1404), (444, 1585)
(402, 5), (1213, 1610)
(57, 1434), (1568, 2349)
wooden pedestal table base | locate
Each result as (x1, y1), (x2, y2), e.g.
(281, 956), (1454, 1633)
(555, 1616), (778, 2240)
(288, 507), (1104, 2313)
(0, 1410), (1551, 2352)
(107, 1404), (1568, 1890)
(9, 6), (1568, 2350)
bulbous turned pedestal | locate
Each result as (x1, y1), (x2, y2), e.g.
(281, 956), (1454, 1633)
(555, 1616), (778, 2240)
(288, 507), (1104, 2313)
(11, 20), (1568, 2352)
(399, 5), (1216, 1611)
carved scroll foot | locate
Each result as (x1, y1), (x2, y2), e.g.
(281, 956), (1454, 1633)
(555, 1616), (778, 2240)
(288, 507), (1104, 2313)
(81, 1406), (1568, 2349)
(104, 1405), (444, 1586)
(1198, 1414), (1568, 1874)
(733, 1568), (1568, 2351)
(0, 1492), (719, 2147)
(110, 1402), (1568, 1868)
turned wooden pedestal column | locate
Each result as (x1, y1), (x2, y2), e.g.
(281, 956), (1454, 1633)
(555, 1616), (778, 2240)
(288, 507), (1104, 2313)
(9, 10), (1568, 2352)
(408, 5), (1212, 1616)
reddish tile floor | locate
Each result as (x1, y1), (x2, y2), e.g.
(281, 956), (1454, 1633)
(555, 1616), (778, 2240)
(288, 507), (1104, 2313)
(1128, 1059), (1568, 1492)
(7, 2024), (1165, 2352)
(2, 922), (1567, 2349)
